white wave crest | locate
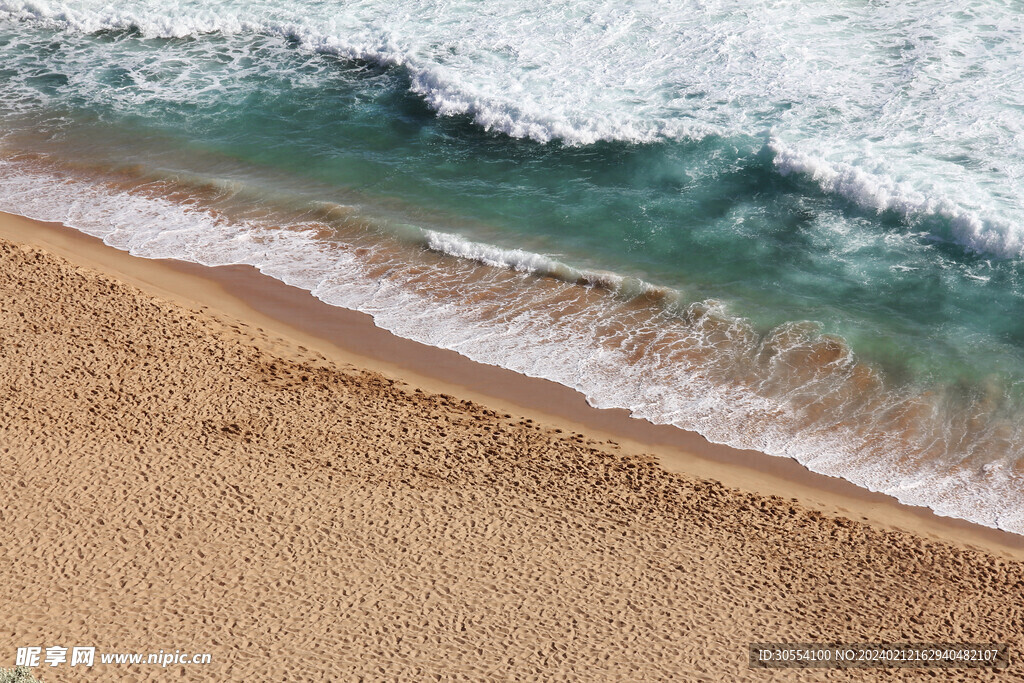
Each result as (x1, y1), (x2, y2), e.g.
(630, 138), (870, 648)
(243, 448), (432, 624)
(425, 229), (629, 289)
(770, 140), (1024, 259)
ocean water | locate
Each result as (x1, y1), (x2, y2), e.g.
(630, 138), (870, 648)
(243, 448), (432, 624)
(1, 0), (1024, 531)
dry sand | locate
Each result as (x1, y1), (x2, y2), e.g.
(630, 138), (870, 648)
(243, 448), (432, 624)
(1, 211), (1023, 681)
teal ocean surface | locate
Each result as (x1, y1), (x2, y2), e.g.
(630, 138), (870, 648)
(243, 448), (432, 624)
(1, 0), (1023, 531)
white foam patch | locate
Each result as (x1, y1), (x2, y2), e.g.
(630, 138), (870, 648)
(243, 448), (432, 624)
(770, 140), (1024, 259)
(423, 229), (636, 291)
(425, 229), (572, 276)
(1, 158), (1023, 535)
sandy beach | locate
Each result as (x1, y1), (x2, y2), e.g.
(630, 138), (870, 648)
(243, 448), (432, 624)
(1, 209), (1023, 681)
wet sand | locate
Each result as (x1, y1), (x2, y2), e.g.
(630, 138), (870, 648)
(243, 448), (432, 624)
(1, 210), (1022, 680)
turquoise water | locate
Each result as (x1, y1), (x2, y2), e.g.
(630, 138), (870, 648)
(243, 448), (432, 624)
(1, 1), (1024, 530)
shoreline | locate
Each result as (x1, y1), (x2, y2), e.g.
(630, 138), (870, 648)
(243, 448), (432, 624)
(3, 209), (1022, 558)
(4, 206), (1024, 680)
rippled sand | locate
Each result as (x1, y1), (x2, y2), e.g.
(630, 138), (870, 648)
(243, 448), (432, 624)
(1, 217), (1022, 681)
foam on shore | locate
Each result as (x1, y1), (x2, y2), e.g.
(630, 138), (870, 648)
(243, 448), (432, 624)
(1, 154), (1023, 534)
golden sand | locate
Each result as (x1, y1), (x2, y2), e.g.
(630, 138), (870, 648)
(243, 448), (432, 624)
(1, 212), (1022, 681)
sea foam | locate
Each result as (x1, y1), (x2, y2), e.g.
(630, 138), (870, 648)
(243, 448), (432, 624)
(1, 0), (1021, 258)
